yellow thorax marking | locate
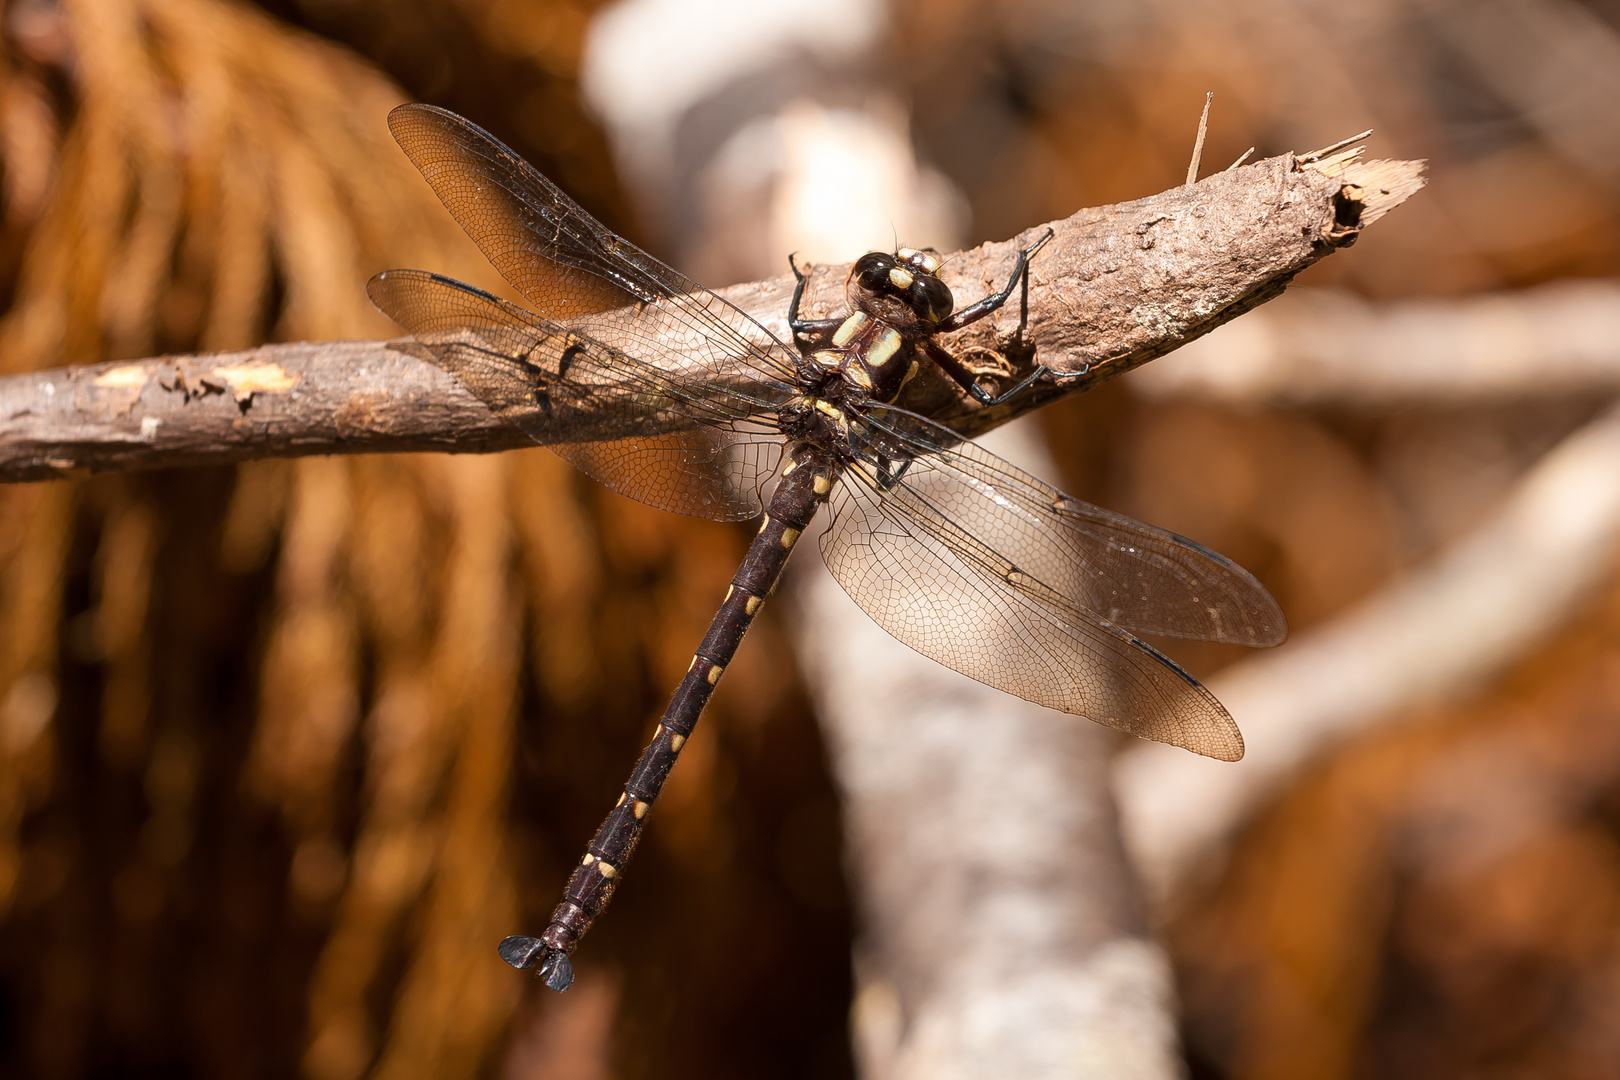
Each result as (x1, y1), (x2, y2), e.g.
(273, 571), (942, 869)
(832, 312), (868, 348)
(868, 326), (902, 368)
(896, 359), (921, 394)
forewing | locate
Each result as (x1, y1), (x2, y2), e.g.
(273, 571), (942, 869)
(848, 407), (1286, 645)
(386, 104), (799, 390)
(370, 269), (782, 521)
(821, 462), (1245, 760)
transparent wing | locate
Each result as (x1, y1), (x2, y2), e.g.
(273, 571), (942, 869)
(818, 406), (1287, 760)
(846, 406), (1286, 644)
(386, 104), (801, 393)
(370, 269), (784, 521)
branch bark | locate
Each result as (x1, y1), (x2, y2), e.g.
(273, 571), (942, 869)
(1, 152), (1423, 483)
(0, 340), (532, 482)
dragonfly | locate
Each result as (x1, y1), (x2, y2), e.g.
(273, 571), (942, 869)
(369, 104), (1287, 993)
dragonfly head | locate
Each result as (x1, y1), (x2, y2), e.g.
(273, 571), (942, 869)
(847, 249), (953, 334)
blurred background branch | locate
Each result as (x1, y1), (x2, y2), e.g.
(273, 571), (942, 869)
(1133, 280), (1620, 404)
(1117, 397), (1620, 907)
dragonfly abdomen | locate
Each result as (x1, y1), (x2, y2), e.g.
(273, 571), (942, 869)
(507, 443), (838, 991)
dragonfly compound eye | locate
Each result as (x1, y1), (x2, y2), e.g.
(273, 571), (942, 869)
(912, 274), (953, 322)
(852, 252), (893, 293)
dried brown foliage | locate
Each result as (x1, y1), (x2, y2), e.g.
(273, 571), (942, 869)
(889, 0), (1620, 295)
(0, 2), (847, 1078)
(1174, 572), (1620, 1079)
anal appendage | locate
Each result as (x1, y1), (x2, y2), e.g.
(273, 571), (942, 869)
(498, 935), (576, 993)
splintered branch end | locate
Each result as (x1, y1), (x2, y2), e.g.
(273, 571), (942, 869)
(1186, 91), (1215, 186)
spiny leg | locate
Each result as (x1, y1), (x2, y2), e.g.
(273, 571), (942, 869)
(874, 453), (914, 492)
(930, 228), (1090, 407)
(956, 349), (1095, 409)
(788, 253), (843, 344)
(935, 228), (1054, 334)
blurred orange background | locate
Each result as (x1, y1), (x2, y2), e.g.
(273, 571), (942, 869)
(2, 1), (1618, 1078)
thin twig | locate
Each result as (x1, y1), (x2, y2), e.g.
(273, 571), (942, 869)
(1226, 147), (1255, 170)
(1298, 128), (1374, 163)
(1186, 91), (1214, 185)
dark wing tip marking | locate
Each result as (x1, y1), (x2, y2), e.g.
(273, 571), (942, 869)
(366, 269), (399, 321)
(386, 104), (665, 308)
(388, 101), (456, 139)
(1122, 629), (1245, 761)
(427, 271), (503, 305)
(368, 268), (515, 329)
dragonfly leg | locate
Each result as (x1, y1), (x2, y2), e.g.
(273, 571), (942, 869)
(874, 454), (915, 492)
(965, 357), (1096, 407)
(788, 253), (843, 344)
(935, 228), (1054, 334)
(926, 228), (1088, 406)
(510, 339), (556, 413)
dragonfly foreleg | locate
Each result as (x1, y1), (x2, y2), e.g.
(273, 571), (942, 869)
(511, 339), (554, 414)
(788, 253), (843, 344)
(927, 228), (1092, 406)
(935, 228), (1053, 334)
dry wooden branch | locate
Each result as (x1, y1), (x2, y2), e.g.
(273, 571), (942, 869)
(758, 153), (1424, 436)
(0, 340), (533, 481)
(1, 151), (1423, 484)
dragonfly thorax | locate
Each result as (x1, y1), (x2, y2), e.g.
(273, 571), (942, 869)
(804, 310), (922, 403)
